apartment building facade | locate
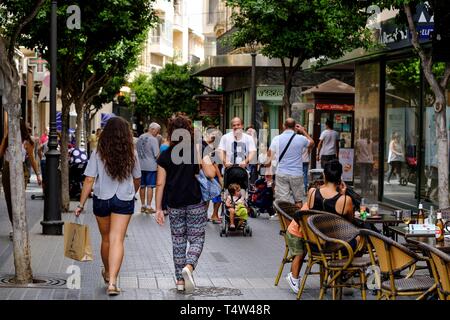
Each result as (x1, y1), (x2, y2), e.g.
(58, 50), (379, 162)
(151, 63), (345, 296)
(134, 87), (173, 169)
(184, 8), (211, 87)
(134, 0), (207, 77)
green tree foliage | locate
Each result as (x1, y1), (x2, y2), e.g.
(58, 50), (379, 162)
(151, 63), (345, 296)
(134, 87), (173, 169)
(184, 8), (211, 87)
(3, 0), (157, 211)
(225, 0), (372, 111)
(131, 64), (204, 125)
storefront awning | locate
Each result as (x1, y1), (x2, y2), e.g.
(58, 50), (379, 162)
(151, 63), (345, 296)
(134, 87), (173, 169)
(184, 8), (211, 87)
(192, 54), (299, 77)
(301, 78), (354, 95)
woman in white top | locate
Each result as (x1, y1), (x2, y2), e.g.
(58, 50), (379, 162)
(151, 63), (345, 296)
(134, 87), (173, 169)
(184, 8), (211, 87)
(0, 121), (42, 240)
(355, 129), (374, 196)
(75, 117), (141, 296)
(387, 131), (404, 184)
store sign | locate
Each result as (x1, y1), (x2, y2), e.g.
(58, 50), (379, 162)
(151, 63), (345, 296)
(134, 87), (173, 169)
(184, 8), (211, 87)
(339, 148), (354, 182)
(379, 3), (434, 50)
(316, 104), (354, 111)
(257, 86), (284, 101)
(198, 96), (222, 117)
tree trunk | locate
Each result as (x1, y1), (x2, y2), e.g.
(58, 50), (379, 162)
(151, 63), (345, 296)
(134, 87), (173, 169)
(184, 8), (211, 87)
(6, 103), (34, 284)
(434, 97), (449, 209)
(60, 101), (71, 212)
(0, 37), (33, 284)
(282, 79), (293, 118)
(75, 103), (84, 147)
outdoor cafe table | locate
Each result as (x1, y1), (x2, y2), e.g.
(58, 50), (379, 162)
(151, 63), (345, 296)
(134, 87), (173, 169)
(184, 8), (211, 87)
(388, 225), (450, 252)
(406, 237), (450, 253)
(354, 213), (402, 238)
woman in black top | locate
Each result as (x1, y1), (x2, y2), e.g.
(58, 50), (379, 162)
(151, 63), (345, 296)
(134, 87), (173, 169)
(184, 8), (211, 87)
(155, 114), (216, 293)
(306, 159), (353, 221)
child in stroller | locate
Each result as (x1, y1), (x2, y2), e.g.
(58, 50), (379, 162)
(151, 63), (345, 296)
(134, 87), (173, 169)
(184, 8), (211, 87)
(247, 177), (275, 217)
(225, 183), (249, 230)
(220, 166), (253, 237)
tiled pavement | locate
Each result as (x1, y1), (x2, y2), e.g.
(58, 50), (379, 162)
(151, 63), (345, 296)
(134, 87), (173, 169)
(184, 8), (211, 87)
(0, 177), (414, 300)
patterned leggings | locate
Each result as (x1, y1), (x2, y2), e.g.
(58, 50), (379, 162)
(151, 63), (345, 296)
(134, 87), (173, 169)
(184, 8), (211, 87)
(168, 202), (208, 281)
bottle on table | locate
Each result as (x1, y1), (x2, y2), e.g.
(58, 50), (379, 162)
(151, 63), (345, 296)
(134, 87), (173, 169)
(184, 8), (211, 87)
(436, 211), (445, 243)
(429, 205), (435, 225)
(360, 198), (367, 215)
(417, 202), (425, 225)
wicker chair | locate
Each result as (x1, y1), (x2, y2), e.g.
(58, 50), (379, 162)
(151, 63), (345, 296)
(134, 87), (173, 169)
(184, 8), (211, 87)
(292, 209), (328, 300)
(273, 200), (299, 286)
(360, 229), (435, 300)
(307, 213), (372, 300)
(410, 239), (450, 300)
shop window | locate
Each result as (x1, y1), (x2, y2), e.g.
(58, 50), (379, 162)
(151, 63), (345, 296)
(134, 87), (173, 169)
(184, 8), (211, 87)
(383, 58), (420, 206)
(354, 62), (380, 201)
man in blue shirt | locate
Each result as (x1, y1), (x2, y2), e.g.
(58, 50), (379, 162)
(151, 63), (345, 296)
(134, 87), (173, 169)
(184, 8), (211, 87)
(266, 118), (314, 208)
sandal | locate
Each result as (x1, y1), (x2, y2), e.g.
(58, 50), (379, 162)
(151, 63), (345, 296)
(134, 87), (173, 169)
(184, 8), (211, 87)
(212, 219), (222, 224)
(101, 268), (109, 284)
(106, 284), (121, 296)
(176, 280), (185, 292)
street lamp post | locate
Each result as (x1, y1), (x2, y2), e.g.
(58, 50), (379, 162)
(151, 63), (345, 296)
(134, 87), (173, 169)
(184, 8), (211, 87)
(251, 52), (257, 131)
(130, 91), (137, 131)
(41, 0), (63, 235)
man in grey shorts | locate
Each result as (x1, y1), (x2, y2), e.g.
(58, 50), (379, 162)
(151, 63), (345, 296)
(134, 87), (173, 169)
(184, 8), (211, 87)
(266, 118), (314, 210)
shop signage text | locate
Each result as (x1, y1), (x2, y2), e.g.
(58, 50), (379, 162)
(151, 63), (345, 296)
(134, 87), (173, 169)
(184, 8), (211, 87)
(257, 86), (284, 101)
(198, 96), (222, 117)
(316, 104), (354, 111)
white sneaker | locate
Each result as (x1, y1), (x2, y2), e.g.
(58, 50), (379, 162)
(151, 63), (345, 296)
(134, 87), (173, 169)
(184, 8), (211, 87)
(182, 266), (196, 293)
(285, 272), (299, 294)
(269, 213), (279, 221)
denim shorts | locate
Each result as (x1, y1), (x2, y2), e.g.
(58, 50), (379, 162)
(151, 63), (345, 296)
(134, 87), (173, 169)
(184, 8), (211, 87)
(93, 195), (134, 217)
(141, 170), (156, 188)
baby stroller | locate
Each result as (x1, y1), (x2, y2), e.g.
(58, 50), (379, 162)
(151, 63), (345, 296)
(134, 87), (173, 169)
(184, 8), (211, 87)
(69, 147), (88, 199)
(247, 177), (275, 218)
(399, 156), (417, 186)
(220, 166), (253, 237)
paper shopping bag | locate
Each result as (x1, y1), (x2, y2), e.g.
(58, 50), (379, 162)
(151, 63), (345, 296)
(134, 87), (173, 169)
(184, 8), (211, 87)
(64, 222), (93, 262)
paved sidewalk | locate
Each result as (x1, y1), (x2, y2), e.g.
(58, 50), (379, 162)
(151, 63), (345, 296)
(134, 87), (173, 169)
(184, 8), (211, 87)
(0, 177), (389, 300)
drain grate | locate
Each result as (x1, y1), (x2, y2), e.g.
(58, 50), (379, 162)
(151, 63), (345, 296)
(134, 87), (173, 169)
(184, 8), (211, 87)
(172, 286), (242, 297)
(0, 274), (67, 289)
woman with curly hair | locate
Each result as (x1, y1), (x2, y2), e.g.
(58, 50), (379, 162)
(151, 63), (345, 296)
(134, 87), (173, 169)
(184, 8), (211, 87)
(155, 113), (216, 293)
(0, 120), (42, 240)
(75, 116), (141, 296)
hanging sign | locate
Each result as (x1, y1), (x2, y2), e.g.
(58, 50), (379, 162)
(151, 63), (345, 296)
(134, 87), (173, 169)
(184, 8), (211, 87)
(316, 104), (354, 111)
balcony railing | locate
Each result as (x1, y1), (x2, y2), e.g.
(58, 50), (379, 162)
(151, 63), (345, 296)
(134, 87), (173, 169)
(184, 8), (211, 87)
(174, 3), (182, 16)
(150, 36), (173, 48)
(174, 13), (184, 27)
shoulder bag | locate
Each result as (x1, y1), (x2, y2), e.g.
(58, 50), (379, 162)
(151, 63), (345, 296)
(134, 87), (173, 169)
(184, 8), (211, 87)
(195, 144), (222, 202)
(273, 133), (296, 171)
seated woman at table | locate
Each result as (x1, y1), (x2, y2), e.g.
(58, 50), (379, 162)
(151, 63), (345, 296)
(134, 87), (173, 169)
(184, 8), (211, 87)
(305, 159), (362, 253)
(306, 159), (353, 220)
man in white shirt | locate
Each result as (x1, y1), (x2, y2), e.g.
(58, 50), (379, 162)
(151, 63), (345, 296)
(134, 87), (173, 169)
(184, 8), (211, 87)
(266, 118), (314, 208)
(218, 117), (257, 169)
(317, 119), (340, 168)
